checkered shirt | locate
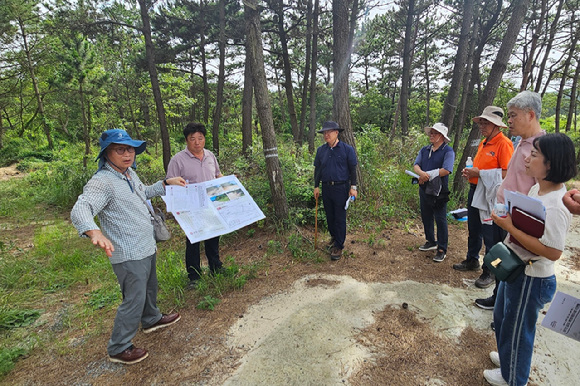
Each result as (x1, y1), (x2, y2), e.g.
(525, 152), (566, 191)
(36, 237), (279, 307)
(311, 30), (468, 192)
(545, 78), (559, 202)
(71, 163), (166, 264)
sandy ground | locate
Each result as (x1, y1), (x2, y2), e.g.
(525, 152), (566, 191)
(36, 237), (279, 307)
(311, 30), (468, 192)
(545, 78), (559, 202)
(0, 165), (23, 181)
(221, 224), (580, 385)
(3, 187), (580, 385)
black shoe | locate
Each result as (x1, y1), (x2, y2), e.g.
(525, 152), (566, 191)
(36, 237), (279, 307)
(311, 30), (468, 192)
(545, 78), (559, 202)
(187, 279), (200, 289)
(419, 241), (437, 251)
(475, 296), (495, 310)
(433, 250), (446, 262)
(475, 271), (495, 288)
(452, 258), (480, 271)
(491, 321), (495, 331)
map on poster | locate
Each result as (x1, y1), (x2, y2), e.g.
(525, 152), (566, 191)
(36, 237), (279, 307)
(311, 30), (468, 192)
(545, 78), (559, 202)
(162, 175), (265, 244)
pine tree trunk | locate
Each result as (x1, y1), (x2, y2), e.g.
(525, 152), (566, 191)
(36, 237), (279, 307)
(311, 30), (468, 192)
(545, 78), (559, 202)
(454, 0), (531, 197)
(212, 0), (226, 155)
(138, 0), (171, 171)
(245, 0), (289, 220)
(399, 0), (415, 138)
(308, 0), (319, 154)
(299, 0), (313, 147)
(242, 51), (253, 156)
(440, 0), (474, 130)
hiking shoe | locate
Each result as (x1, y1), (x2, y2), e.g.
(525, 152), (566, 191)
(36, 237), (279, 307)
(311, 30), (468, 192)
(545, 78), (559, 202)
(475, 296), (495, 310)
(483, 368), (508, 386)
(433, 250), (446, 262)
(419, 241), (437, 251)
(330, 247), (342, 260)
(109, 345), (148, 364)
(475, 271), (495, 288)
(490, 351), (500, 367)
(143, 313), (181, 334)
(453, 258), (480, 271)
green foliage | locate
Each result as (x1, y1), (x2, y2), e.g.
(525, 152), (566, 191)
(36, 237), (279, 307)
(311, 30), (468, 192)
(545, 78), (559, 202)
(266, 240), (283, 255)
(287, 234), (321, 261)
(194, 256), (258, 309)
(0, 138), (54, 168)
(196, 295), (220, 311)
(0, 307), (40, 330)
(156, 250), (187, 308)
(0, 347), (28, 377)
(85, 287), (120, 310)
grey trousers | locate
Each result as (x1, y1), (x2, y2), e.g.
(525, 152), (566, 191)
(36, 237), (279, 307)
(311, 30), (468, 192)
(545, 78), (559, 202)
(107, 253), (162, 356)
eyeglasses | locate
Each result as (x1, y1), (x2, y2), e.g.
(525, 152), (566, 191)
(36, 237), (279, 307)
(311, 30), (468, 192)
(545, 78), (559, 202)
(111, 146), (136, 155)
(428, 131), (440, 136)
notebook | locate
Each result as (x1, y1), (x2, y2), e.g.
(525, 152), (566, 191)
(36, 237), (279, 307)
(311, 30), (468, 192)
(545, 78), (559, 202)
(509, 206), (545, 251)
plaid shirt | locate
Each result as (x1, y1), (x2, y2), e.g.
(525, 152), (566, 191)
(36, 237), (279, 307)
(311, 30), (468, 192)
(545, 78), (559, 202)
(71, 163), (166, 264)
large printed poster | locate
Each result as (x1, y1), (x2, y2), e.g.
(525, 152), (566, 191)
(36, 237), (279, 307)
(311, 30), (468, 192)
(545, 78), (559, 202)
(162, 175), (265, 244)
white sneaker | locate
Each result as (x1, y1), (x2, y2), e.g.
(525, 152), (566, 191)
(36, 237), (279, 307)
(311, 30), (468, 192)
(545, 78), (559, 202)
(490, 351), (500, 367)
(483, 368), (507, 386)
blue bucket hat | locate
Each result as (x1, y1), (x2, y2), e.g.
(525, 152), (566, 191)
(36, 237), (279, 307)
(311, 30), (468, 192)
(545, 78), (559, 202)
(96, 129), (146, 169)
(317, 121), (344, 133)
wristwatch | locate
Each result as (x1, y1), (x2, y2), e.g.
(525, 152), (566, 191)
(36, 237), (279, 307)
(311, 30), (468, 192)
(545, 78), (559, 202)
(163, 178), (168, 186)
(351, 185), (357, 191)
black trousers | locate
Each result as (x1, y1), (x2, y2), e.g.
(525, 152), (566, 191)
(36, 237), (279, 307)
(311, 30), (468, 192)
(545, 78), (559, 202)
(322, 183), (350, 250)
(185, 236), (222, 281)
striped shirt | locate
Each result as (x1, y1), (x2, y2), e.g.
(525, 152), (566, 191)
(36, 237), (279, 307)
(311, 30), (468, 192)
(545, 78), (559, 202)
(71, 163), (166, 264)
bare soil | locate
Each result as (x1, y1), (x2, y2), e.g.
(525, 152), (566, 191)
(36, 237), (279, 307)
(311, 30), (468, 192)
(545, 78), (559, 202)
(2, 209), (579, 385)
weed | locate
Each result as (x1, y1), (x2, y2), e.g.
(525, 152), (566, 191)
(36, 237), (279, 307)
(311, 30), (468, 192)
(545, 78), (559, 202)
(85, 287), (121, 310)
(0, 307), (40, 329)
(0, 347), (28, 377)
(266, 240), (283, 255)
(247, 229), (256, 238)
(197, 295), (220, 310)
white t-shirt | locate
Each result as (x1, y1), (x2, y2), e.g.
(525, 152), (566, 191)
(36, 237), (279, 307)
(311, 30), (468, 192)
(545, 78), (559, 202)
(504, 184), (571, 278)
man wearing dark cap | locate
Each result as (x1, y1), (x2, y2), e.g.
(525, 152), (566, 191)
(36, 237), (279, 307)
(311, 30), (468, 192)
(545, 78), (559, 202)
(313, 121), (358, 260)
(71, 129), (186, 364)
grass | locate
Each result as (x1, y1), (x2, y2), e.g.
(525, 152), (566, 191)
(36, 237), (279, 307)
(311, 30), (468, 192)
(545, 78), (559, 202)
(0, 126), (433, 379)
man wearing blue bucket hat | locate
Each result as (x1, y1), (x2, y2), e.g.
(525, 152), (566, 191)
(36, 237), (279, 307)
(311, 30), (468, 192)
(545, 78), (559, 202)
(71, 129), (186, 364)
(313, 121), (358, 260)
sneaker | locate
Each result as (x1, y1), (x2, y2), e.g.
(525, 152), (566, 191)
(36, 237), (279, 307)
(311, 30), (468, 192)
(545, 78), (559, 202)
(330, 247), (342, 261)
(475, 271), (495, 288)
(491, 321), (495, 331)
(419, 241), (437, 251)
(475, 296), (495, 310)
(483, 368), (507, 386)
(143, 313), (181, 334)
(490, 351), (500, 367)
(452, 258), (480, 271)
(109, 345), (148, 364)
(433, 250), (446, 262)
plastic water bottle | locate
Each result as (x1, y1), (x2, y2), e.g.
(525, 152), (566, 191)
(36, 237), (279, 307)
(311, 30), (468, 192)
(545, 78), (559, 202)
(494, 203), (508, 217)
(465, 156), (473, 168)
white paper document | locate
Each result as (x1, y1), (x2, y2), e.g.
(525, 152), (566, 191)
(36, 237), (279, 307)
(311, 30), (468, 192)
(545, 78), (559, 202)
(405, 170), (420, 178)
(504, 190), (546, 220)
(162, 175), (265, 244)
(541, 291), (580, 342)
